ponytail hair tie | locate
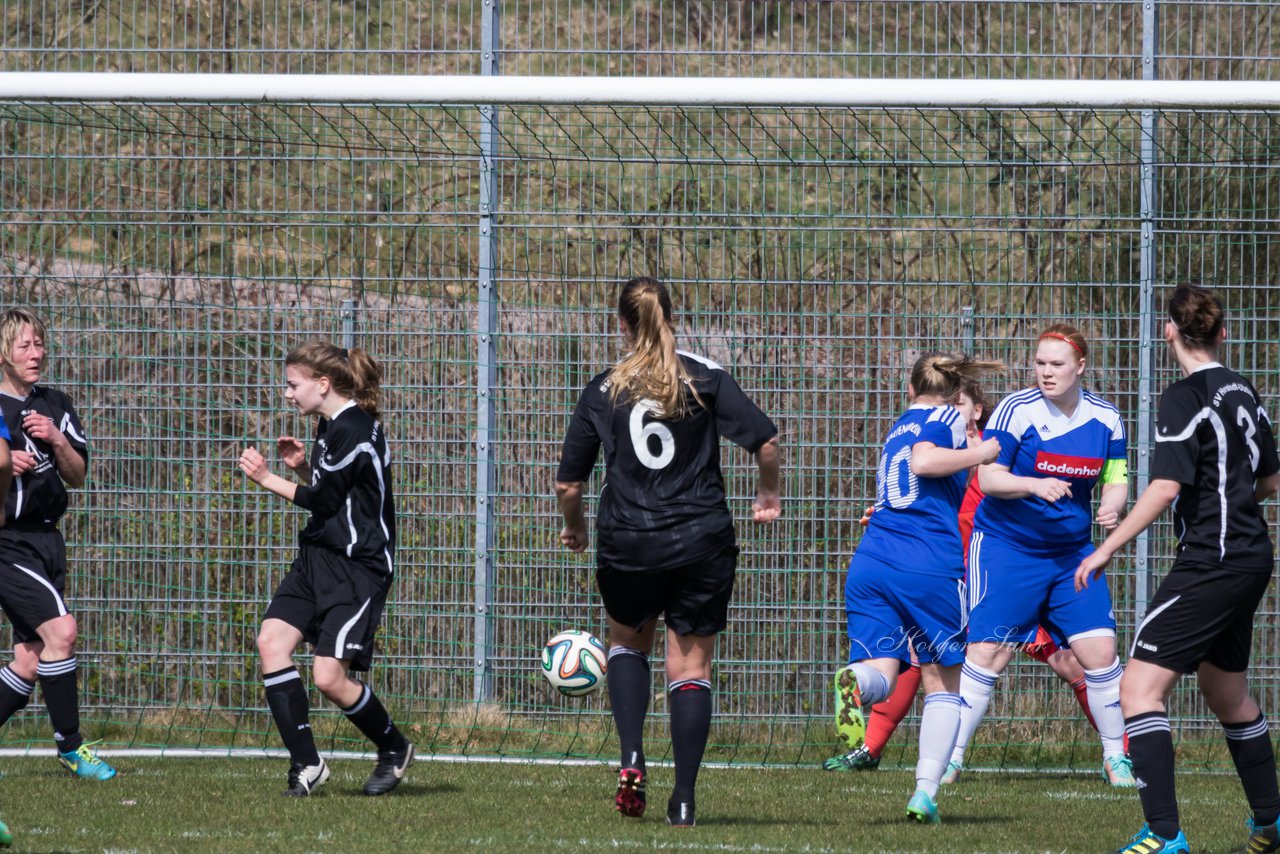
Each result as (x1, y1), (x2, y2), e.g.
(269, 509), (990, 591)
(340, 348), (350, 359)
(1039, 331), (1085, 358)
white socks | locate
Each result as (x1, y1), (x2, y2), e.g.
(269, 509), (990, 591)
(1084, 660), (1127, 759)
(916, 692), (962, 798)
(950, 661), (999, 765)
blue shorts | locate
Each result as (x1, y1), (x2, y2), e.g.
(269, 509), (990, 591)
(966, 531), (1115, 646)
(843, 551), (966, 666)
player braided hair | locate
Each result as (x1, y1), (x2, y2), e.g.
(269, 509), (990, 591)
(1168, 284), (1224, 351)
(910, 353), (1005, 403)
(607, 277), (704, 419)
(1037, 323), (1089, 361)
(285, 340), (383, 420)
(0, 307), (48, 373)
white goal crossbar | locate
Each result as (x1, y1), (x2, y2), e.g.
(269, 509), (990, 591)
(0, 73), (1278, 108)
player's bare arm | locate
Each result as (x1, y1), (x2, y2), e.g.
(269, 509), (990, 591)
(1075, 478), (1180, 591)
(555, 480), (589, 552)
(752, 435), (781, 522)
(978, 463), (1072, 502)
(910, 436), (1000, 478)
(239, 446), (299, 503)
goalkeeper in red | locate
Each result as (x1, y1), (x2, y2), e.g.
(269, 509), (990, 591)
(1078, 286), (1280, 854)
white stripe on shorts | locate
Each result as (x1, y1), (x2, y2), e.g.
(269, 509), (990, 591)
(334, 598), (372, 658)
(14, 563), (68, 618)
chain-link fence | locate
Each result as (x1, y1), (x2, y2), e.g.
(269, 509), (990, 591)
(0, 3), (1277, 768)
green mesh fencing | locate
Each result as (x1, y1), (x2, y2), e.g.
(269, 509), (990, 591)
(0, 99), (1278, 771)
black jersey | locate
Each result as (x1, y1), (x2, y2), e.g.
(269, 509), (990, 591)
(291, 401), (396, 575)
(0, 386), (87, 530)
(1152, 362), (1280, 568)
(556, 351), (778, 571)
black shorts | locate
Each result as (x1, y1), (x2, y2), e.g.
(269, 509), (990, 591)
(264, 546), (391, 672)
(1130, 559), (1272, 674)
(596, 547), (738, 637)
(0, 528), (69, 645)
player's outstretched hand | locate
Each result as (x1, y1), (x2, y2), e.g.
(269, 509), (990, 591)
(277, 436), (307, 470)
(858, 505), (875, 527)
(559, 524), (589, 553)
(9, 450), (36, 476)
(752, 490), (781, 523)
(1074, 548), (1111, 592)
(1096, 506), (1121, 530)
(238, 447), (270, 485)
(1032, 477), (1073, 503)
(977, 436), (1001, 465)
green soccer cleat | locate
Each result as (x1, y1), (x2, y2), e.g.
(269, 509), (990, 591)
(940, 759), (962, 785)
(1111, 824), (1189, 853)
(906, 789), (940, 825)
(58, 741), (117, 780)
(833, 667), (866, 750)
(1103, 754), (1136, 788)
(1246, 815), (1280, 853)
(0, 817), (11, 847)
(822, 744), (880, 772)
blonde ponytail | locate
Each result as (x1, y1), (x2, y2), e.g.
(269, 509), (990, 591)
(607, 277), (702, 419)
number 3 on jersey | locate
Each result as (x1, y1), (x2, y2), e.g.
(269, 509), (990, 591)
(629, 399), (676, 470)
(877, 445), (919, 509)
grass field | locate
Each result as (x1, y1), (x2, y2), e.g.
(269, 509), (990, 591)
(0, 755), (1263, 853)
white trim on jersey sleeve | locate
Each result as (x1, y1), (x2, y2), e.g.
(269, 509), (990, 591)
(1081, 391), (1125, 440)
(989, 387), (1041, 434)
(925, 405), (967, 448)
(676, 349), (723, 371)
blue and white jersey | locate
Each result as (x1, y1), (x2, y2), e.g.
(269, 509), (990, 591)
(974, 386), (1127, 556)
(857, 404), (969, 579)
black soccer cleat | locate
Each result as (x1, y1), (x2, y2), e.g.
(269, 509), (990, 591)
(363, 741), (415, 796)
(667, 798), (696, 828)
(283, 758), (330, 797)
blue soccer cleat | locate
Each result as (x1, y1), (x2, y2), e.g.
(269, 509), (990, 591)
(1103, 754), (1136, 788)
(1110, 824), (1190, 854)
(833, 667), (866, 750)
(58, 741), (117, 780)
(1246, 815), (1280, 853)
(906, 789), (940, 825)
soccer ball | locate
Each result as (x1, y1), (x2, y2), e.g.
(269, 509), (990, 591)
(541, 629), (607, 697)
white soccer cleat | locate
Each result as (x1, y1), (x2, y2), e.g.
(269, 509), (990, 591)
(283, 758), (330, 797)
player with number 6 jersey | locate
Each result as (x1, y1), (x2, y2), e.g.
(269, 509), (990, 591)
(556, 277), (780, 828)
(832, 353), (1003, 824)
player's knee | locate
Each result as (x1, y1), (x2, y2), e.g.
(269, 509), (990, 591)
(255, 624), (292, 663)
(9, 647), (38, 681)
(311, 660), (348, 698)
(40, 615), (77, 656)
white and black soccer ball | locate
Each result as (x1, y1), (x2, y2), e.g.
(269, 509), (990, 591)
(541, 629), (607, 697)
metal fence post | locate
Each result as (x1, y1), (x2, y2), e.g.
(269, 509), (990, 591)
(340, 298), (357, 348)
(473, 0), (501, 704)
(1133, 0), (1160, 623)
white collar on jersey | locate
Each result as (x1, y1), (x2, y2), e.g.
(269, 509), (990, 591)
(1191, 361), (1223, 374)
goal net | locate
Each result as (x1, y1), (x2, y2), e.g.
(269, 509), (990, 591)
(0, 74), (1277, 769)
